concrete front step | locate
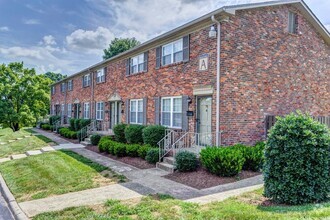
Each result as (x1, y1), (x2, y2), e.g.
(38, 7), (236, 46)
(164, 157), (175, 165)
(85, 138), (91, 142)
(156, 162), (175, 173)
(80, 141), (91, 146)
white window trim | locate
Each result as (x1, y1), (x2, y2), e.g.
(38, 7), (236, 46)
(96, 102), (104, 120)
(61, 83), (66, 93)
(130, 99), (143, 124)
(83, 74), (91, 87)
(67, 104), (72, 118)
(162, 38), (183, 66)
(161, 96), (182, 129)
(130, 53), (144, 74)
(96, 68), (105, 83)
(84, 102), (90, 119)
(67, 80), (73, 91)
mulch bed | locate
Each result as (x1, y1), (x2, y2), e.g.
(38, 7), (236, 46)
(164, 167), (261, 190)
(86, 145), (155, 169)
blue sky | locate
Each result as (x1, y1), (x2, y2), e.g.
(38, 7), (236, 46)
(0, 0), (329, 75)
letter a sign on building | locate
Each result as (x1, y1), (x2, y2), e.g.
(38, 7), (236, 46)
(199, 55), (208, 71)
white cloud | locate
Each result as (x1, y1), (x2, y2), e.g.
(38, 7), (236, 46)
(23, 19), (41, 25)
(0, 26), (9, 32)
(40, 35), (57, 46)
(66, 26), (115, 54)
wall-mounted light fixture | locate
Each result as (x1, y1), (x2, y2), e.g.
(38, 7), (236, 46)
(209, 26), (217, 38)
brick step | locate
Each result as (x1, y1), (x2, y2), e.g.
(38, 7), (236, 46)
(163, 157), (175, 165)
(156, 162), (174, 173)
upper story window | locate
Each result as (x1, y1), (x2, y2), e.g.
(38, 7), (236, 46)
(162, 39), (183, 65)
(130, 99), (143, 124)
(67, 104), (72, 118)
(126, 52), (148, 76)
(60, 83), (66, 93)
(84, 102), (90, 119)
(83, 74), (91, 87)
(288, 11), (298, 34)
(96, 102), (104, 120)
(161, 96), (182, 128)
(67, 80), (73, 91)
(61, 104), (65, 115)
(96, 68), (105, 83)
(51, 86), (55, 95)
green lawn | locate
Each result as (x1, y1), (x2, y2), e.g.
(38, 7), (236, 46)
(0, 128), (51, 157)
(0, 150), (125, 202)
(34, 189), (330, 220)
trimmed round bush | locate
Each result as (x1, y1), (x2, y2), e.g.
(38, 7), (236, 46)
(138, 144), (152, 159)
(126, 144), (140, 157)
(113, 124), (127, 143)
(264, 112), (330, 205)
(113, 142), (127, 157)
(175, 151), (198, 172)
(125, 124), (145, 144)
(200, 147), (245, 177)
(142, 125), (166, 147)
(145, 148), (159, 164)
(91, 134), (101, 145)
(98, 136), (113, 152)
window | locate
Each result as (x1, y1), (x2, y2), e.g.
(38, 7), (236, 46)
(161, 97), (182, 128)
(162, 39), (183, 65)
(130, 99), (143, 124)
(96, 68), (105, 83)
(84, 103), (90, 119)
(130, 54), (144, 74)
(288, 11), (298, 34)
(83, 74), (91, 87)
(61, 83), (66, 93)
(67, 104), (72, 118)
(67, 80), (73, 91)
(96, 102), (104, 120)
(51, 86), (55, 95)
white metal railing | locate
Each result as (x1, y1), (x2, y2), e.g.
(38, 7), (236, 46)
(158, 129), (186, 162)
(79, 120), (96, 142)
(171, 132), (218, 157)
(95, 120), (110, 131)
(53, 120), (61, 132)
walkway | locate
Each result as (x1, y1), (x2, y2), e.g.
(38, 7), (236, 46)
(31, 128), (71, 144)
(0, 192), (14, 220)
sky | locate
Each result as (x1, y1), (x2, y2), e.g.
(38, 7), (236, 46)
(0, 0), (329, 76)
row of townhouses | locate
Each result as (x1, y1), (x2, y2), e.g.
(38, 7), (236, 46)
(51, 0), (330, 146)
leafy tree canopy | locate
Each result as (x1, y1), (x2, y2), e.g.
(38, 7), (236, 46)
(44, 71), (67, 83)
(103, 38), (140, 60)
(0, 62), (52, 131)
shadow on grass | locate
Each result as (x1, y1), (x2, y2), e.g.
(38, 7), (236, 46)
(23, 128), (37, 134)
(60, 150), (127, 183)
(34, 134), (56, 144)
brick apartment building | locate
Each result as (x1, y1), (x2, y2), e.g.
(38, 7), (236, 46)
(51, 0), (330, 146)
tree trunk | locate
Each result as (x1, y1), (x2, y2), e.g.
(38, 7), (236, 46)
(12, 123), (20, 131)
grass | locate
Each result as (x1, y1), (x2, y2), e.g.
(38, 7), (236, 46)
(0, 150), (125, 202)
(0, 128), (56, 157)
(33, 188), (330, 220)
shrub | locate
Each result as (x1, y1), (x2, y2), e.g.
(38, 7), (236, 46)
(125, 124), (145, 144)
(80, 119), (91, 128)
(231, 143), (265, 172)
(113, 142), (127, 157)
(264, 112), (330, 205)
(106, 140), (117, 155)
(69, 118), (75, 130)
(126, 144), (140, 157)
(200, 147), (245, 177)
(90, 134), (101, 145)
(175, 151), (198, 172)
(58, 127), (77, 139)
(142, 125), (166, 147)
(41, 124), (51, 130)
(98, 136), (112, 152)
(49, 115), (61, 125)
(74, 119), (81, 131)
(138, 144), (152, 159)
(145, 148), (159, 164)
(113, 124), (127, 143)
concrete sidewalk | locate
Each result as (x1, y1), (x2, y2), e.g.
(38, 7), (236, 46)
(19, 184), (142, 217)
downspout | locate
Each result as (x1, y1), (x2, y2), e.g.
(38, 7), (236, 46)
(211, 15), (221, 146)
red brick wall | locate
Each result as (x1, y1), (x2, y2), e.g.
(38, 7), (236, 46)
(219, 5), (330, 145)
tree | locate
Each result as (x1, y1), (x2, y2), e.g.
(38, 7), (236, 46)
(44, 71), (67, 82)
(103, 38), (140, 60)
(0, 62), (52, 131)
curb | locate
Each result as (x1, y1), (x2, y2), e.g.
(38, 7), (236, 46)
(0, 174), (29, 220)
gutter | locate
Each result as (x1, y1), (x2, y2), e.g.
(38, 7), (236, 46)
(211, 15), (221, 146)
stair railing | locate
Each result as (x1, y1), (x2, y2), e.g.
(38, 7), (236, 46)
(52, 120), (61, 132)
(78, 120), (96, 142)
(158, 129), (186, 162)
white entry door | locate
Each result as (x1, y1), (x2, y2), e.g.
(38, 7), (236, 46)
(197, 96), (212, 146)
(110, 101), (121, 129)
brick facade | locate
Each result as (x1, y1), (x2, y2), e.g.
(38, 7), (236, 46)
(51, 4), (330, 145)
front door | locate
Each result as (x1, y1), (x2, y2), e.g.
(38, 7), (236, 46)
(110, 101), (121, 129)
(197, 96), (212, 146)
(74, 104), (80, 119)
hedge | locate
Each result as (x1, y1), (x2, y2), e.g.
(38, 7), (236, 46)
(264, 112), (330, 205)
(138, 144), (152, 159)
(113, 124), (127, 143)
(145, 148), (159, 164)
(142, 125), (166, 147)
(41, 124), (51, 130)
(125, 124), (145, 144)
(59, 127), (78, 139)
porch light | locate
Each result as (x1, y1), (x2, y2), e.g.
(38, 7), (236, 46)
(209, 26), (217, 38)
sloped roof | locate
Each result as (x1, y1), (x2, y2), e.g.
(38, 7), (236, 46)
(53, 0), (329, 85)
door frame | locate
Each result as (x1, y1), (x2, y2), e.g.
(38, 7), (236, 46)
(109, 101), (121, 129)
